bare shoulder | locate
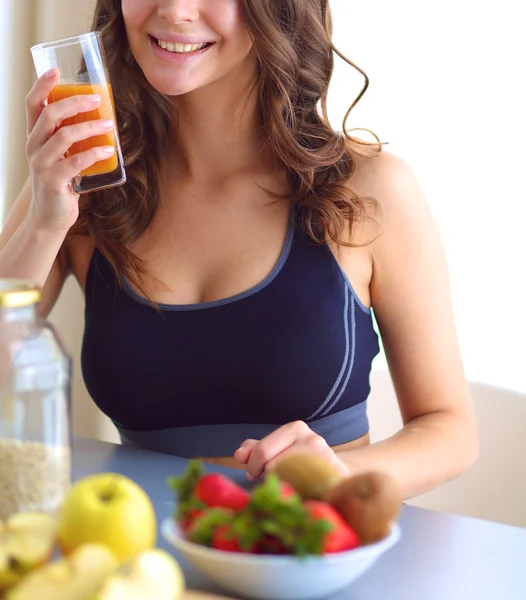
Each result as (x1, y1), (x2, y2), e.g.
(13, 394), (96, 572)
(351, 149), (431, 228)
(352, 148), (417, 190)
(327, 150), (430, 309)
(348, 149), (441, 262)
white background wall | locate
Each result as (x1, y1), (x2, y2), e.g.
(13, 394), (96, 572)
(329, 0), (525, 394)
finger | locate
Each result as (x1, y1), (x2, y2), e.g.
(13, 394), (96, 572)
(34, 118), (114, 168)
(234, 439), (258, 465)
(234, 446), (248, 461)
(241, 439), (259, 449)
(234, 446), (250, 464)
(26, 67), (60, 135)
(34, 146), (115, 193)
(245, 421), (313, 480)
(27, 94), (103, 157)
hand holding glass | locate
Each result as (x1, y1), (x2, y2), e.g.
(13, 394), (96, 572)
(31, 32), (126, 193)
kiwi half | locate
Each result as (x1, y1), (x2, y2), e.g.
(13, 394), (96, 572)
(325, 471), (402, 544)
(272, 453), (344, 500)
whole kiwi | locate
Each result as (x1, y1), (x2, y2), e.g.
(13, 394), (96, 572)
(325, 471), (402, 544)
(272, 453), (344, 500)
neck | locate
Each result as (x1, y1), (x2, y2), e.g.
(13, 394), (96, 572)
(168, 58), (270, 183)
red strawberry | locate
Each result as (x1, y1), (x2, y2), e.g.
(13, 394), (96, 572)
(278, 481), (297, 499)
(168, 460), (206, 526)
(212, 524), (258, 553)
(305, 500), (360, 553)
(179, 508), (204, 533)
(196, 474), (250, 511)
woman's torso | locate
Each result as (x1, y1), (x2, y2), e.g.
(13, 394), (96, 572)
(67, 171), (377, 466)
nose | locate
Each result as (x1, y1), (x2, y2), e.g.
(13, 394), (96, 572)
(157, 0), (200, 24)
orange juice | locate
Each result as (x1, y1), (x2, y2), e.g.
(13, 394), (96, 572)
(48, 83), (118, 177)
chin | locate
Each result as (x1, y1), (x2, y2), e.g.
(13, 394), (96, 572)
(143, 73), (202, 97)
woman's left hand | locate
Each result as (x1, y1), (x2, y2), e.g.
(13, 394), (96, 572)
(234, 420), (350, 480)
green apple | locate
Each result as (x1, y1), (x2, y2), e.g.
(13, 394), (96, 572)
(95, 549), (185, 600)
(58, 473), (157, 564)
(0, 512), (57, 590)
(6, 543), (118, 600)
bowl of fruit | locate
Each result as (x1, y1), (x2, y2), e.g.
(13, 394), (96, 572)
(161, 454), (402, 600)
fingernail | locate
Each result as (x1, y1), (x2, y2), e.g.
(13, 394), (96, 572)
(246, 473), (256, 482)
(101, 146), (115, 156)
(44, 67), (58, 79)
(87, 94), (101, 103)
(100, 119), (113, 129)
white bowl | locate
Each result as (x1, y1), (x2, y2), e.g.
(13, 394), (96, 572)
(161, 517), (401, 600)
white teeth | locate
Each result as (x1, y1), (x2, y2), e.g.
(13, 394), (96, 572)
(156, 39), (207, 53)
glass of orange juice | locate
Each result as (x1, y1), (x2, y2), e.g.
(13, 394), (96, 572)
(30, 32), (126, 193)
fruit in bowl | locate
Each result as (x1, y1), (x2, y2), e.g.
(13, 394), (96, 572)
(272, 453), (344, 500)
(326, 470), (402, 544)
(162, 456), (402, 599)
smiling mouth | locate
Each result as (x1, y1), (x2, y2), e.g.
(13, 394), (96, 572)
(152, 37), (214, 54)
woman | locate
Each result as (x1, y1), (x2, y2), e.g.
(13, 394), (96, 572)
(0, 0), (478, 499)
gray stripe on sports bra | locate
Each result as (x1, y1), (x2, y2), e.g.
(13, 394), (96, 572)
(306, 286), (356, 420)
(320, 298), (356, 417)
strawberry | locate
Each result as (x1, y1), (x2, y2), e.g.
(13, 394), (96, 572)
(212, 524), (258, 553)
(179, 508), (204, 533)
(188, 508), (262, 552)
(278, 481), (297, 500)
(167, 460), (207, 527)
(196, 474), (250, 511)
(250, 475), (301, 514)
(250, 474), (332, 556)
(169, 464), (358, 557)
(304, 500), (360, 553)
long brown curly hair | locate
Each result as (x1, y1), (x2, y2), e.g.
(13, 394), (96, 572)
(72, 0), (382, 297)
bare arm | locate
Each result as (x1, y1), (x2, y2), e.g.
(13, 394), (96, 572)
(0, 178), (69, 318)
(0, 67), (114, 317)
(337, 151), (479, 498)
(234, 151), (478, 499)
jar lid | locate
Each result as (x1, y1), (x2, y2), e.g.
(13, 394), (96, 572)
(0, 279), (41, 308)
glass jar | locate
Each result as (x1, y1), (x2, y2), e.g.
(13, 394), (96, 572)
(0, 279), (72, 520)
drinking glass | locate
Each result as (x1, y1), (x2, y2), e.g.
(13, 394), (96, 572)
(31, 31), (126, 193)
